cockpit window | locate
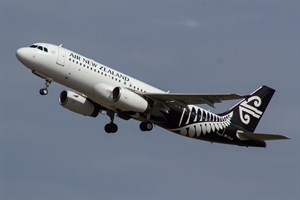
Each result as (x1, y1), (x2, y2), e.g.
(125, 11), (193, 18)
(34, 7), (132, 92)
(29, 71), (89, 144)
(29, 44), (48, 53)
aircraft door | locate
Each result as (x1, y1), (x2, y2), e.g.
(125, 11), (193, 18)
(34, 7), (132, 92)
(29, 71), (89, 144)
(56, 47), (66, 66)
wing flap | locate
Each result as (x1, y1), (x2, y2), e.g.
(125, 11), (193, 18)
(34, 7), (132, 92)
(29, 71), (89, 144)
(237, 132), (289, 141)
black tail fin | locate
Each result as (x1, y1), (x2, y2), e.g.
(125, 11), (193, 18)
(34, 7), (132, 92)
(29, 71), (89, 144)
(220, 85), (275, 132)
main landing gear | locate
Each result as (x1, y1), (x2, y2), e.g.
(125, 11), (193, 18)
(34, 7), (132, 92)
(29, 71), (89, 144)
(140, 121), (153, 132)
(105, 123), (118, 133)
(104, 110), (154, 133)
(104, 110), (118, 133)
(39, 78), (52, 95)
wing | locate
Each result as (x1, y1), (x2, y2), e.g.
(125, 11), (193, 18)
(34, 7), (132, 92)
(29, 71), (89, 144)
(143, 92), (245, 108)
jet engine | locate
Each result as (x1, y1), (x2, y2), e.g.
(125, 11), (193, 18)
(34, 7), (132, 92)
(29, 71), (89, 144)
(111, 87), (149, 113)
(59, 90), (100, 117)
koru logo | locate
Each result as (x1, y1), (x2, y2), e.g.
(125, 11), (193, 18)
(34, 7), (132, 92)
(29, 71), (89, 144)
(239, 96), (263, 124)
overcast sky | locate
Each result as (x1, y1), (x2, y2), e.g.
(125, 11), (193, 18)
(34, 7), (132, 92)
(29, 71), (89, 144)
(1, 0), (299, 200)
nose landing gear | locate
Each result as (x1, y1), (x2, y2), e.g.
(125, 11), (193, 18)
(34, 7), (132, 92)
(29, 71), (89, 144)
(39, 78), (52, 95)
(39, 88), (48, 95)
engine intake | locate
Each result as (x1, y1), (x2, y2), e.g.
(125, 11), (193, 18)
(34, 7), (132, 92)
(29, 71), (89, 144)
(59, 90), (100, 117)
(111, 87), (149, 113)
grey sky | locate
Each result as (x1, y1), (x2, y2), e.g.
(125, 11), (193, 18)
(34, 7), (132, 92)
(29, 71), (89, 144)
(1, 0), (299, 200)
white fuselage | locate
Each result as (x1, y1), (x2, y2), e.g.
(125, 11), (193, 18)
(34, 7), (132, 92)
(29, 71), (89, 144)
(17, 43), (164, 112)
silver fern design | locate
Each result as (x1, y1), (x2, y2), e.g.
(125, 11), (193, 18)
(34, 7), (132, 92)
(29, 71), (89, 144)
(170, 105), (233, 138)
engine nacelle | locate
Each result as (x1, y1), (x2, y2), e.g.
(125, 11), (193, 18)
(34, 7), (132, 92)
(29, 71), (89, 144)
(111, 87), (149, 113)
(59, 90), (100, 117)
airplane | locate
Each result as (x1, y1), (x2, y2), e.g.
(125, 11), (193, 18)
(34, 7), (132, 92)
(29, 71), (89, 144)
(16, 42), (289, 148)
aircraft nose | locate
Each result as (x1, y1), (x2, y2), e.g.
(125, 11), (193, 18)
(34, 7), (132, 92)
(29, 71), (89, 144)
(16, 47), (28, 62)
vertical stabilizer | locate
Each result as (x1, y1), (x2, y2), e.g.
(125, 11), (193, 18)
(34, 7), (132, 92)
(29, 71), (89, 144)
(220, 86), (275, 132)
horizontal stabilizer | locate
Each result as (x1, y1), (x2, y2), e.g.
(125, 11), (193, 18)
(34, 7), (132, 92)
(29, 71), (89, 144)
(237, 132), (289, 141)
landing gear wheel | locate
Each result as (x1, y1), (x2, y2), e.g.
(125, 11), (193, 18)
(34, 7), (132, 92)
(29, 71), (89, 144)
(39, 78), (52, 96)
(39, 88), (48, 95)
(140, 121), (153, 132)
(105, 123), (118, 133)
